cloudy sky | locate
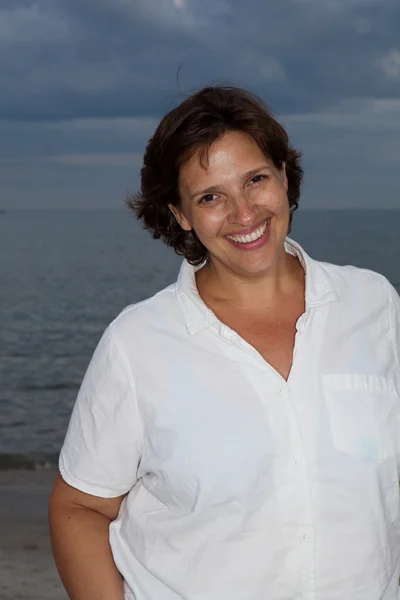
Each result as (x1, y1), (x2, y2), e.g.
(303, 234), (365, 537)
(1, 0), (399, 210)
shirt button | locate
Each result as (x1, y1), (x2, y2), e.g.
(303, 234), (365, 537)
(299, 529), (308, 543)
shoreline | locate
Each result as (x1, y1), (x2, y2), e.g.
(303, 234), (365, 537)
(0, 470), (67, 600)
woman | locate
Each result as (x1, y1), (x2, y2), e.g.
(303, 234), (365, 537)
(49, 86), (400, 600)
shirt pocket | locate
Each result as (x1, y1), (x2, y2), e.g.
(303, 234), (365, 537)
(322, 374), (400, 462)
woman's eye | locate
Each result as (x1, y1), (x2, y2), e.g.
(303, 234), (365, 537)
(200, 194), (218, 204)
(249, 174), (266, 185)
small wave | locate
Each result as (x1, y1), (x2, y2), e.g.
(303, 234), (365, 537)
(0, 352), (89, 359)
(21, 383), (79, 392)
(0, 452), (58, 471)
(1, 420), (25, 428)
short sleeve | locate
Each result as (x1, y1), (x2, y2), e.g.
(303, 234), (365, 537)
(59, 326), (143, 498)
(386, 279), (400, 370)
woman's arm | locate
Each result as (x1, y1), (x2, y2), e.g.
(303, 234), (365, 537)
(49, 473), (126, 600)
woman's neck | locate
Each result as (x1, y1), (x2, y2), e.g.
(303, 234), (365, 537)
(195, 252), (305, 313)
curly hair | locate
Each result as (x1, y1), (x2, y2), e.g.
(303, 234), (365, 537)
(127, 86), (303, 266)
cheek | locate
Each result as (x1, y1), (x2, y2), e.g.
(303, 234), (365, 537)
(194, 211), (225, 239)
(259, 183), (288, 212)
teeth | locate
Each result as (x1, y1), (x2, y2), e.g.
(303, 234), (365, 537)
(227, 220), (268, 244)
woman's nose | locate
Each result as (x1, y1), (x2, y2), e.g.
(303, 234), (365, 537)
(229, 194), (256, 225)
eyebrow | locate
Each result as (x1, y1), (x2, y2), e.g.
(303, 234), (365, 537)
(190, 165), (271, 201)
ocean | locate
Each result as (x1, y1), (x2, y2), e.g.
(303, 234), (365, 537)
(1, 209), (399, 469)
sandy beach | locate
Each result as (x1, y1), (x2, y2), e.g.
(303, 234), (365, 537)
(0, 470), (67, 600)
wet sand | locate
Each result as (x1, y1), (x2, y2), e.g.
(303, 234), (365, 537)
(0, 470), (67, 600)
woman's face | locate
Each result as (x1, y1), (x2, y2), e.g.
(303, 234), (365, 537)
(171, 130), (290, 280)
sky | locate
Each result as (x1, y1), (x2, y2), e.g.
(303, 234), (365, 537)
(1, 0), (400, 210)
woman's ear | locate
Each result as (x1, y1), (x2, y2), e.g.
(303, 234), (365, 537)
(168, 204), (192, 232)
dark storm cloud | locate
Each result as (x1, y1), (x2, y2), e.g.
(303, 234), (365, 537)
(1, 0), (399, 121)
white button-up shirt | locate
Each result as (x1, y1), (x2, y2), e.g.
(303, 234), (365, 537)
(60, 238), (400, 600)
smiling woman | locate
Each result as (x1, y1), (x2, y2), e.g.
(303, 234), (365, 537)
(130, 86), (302, 266)
(49, 85), (400, 600)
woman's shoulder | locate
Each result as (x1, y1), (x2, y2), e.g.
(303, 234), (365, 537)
(106, 281), (184, 348)
(317, 259), (395, 306)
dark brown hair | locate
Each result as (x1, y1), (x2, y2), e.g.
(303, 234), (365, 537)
(127, 85), (303, 265)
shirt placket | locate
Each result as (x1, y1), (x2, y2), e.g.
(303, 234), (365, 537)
(286, 305), (330, 600)
(281, 311), (316, 600)
(284, 383), (316, 600)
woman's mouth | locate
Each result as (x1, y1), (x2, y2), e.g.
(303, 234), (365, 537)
(225, 218), (271, 250)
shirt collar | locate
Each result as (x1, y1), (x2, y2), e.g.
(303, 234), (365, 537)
(176, 236), (337, 335)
